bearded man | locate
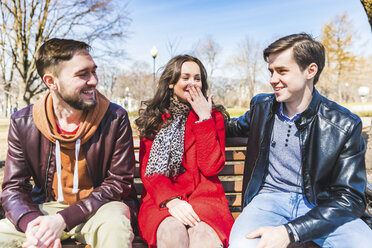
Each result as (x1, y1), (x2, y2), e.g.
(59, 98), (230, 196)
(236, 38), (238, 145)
(0, 38), (137, 248)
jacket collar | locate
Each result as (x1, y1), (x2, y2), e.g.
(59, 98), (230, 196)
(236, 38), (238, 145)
(295, 88), (322, 130)
(270, 88), (322, 130)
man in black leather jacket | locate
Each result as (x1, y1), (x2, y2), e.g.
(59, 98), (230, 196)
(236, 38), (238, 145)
(227, 33), (372, 248)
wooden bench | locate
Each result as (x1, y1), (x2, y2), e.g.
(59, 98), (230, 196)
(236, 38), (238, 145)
(61, 136), (318, 247)
(2, 136), (371, 247)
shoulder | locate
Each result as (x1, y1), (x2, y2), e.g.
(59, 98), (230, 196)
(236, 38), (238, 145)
(8, 105), (39, 140)
(248, 93), (275, 115)
(211, 109), (223, 118)
(106, 102), (128, 116)
(211, 109), (225, 123)
(99, 103), (131, 132)
(251, 93), (275, 107)
(102, 102), (130, 123)
(11, 105), (33, 120)
(317, 95), (361, 134)
(10, 105), (35, 130)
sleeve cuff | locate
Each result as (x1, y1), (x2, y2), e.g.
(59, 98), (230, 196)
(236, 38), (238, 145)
(57, 204), (85, 231)
(159, 196), (182, 208)
(288, 223), (300, 242)
(18, 211), (43, 233)
(194, 116), (212, 124)
(192, 117), (215, 136)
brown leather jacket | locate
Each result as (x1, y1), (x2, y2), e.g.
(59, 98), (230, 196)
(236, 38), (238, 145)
(1, 103), (138, 231)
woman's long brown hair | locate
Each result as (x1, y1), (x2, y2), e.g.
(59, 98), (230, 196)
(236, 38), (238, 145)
(135, 54), (229, 140)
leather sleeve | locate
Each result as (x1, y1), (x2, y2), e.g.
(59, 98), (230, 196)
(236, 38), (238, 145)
(225, 110), (251, 138)
(290, 120), (367, 242)
(1, 114), (44, 232)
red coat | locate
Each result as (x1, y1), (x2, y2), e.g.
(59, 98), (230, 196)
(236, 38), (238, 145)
(138, 110), (234, 247)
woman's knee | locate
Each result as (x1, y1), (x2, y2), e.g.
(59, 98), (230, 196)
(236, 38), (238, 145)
(157, 217), (188, 248)
(188, 221), (222, 247)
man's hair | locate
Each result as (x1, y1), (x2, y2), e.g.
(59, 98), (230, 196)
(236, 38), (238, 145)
(36, 38), (91, 78)
(263, 33), (325, 84)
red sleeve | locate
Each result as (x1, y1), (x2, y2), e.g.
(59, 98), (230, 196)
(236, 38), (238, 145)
(192, 110), (226, 176)
(139, 138), (183, 208)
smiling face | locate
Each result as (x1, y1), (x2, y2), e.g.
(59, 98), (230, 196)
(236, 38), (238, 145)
(173, 61), (202, 102)
(268, 48), (313, 108)
(53, 52), (98, 110)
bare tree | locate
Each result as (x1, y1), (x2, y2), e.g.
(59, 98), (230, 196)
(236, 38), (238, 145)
(320, 13), (357, 102)
(0, 0), (131, 113)
(361, 0), (372, 31)
(97, 66), (120, 100)
(166, 36), (181, 59)
(113, 61), (154, 111)
(230, 37), (263, 105)
(193, 35), (221, 91)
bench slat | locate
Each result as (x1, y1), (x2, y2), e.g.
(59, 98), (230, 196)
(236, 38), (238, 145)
(134, 163), (245, 177)
(133, 136), (248, 149)
(226, 194), (242, 207)
(134, 150), (246, 163)
(134, 180), (242, 195)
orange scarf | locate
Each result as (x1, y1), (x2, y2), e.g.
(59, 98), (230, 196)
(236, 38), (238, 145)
(33, 91), (110, 204)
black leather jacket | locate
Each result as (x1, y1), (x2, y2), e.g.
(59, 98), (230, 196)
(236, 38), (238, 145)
(226, 89), (367, 242)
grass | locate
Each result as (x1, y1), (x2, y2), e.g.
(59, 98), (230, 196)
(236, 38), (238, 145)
(340, 102), (372, 107)
(226, 109), (247, 118)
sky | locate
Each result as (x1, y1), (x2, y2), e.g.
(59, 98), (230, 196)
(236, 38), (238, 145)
(121, 0), (372, 76)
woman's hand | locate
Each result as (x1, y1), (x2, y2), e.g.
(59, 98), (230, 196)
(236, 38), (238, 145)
(166, 198), (200, 226)
(186, 85), (212, 121)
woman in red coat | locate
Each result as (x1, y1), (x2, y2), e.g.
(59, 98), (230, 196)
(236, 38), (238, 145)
(135, 55), (234, 247)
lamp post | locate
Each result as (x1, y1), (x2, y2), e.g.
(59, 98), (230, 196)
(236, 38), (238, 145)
(124, 87), (129, 110)
(150, 46), (158, 84)
(358, 86), (370, 103)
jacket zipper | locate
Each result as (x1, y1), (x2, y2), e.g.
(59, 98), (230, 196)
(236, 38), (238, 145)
(298, 125), (314, 206)
(84, 147), (94, 187)
(245, 102), (274, 205)
(44, 142), (53, 200)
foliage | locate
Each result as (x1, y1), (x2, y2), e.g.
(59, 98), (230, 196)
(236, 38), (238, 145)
(0, 0), (131, 111)
(318, 13), (368, 103)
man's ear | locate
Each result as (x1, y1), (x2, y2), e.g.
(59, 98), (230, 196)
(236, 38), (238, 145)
(306, 63), (318, 80)
(43, 73), (57, 90)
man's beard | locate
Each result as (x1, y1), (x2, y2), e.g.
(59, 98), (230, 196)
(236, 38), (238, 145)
(56, 88), (97, 110)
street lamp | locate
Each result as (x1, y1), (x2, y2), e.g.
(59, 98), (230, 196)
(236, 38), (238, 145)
(150, 46), (158, 84)
(124, 87), (129, 109)
(358, 86), (370, 103)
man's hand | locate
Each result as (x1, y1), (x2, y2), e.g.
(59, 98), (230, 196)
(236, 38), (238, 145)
(166, 198), (200, 227)
(246, 225), (290, 248)
(23, 214), (66, 248)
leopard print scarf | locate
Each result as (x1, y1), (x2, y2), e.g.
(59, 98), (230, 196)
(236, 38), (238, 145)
(145, 98), (191, 178)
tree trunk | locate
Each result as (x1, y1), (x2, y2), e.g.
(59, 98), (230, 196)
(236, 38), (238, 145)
(361, 0), (372, 31)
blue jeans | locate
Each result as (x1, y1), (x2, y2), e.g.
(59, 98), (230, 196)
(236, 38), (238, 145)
(229, 192), (372, 248)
